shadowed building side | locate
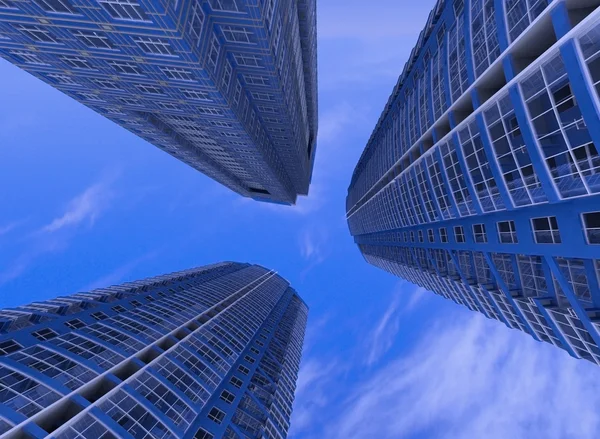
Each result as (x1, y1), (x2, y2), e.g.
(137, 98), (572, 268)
(0, 0), (318, 205)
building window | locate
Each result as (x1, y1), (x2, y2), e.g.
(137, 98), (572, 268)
(130, 300), (142, 306)
(473, 224), (487, 243)
(47, 73), (79, 85)
(497, 220), (518, 243)
(244, 74), (269, 86)
(194, 428), (213, 439)
(32, 328), (58, 341)
(134, 37), (175, 56)
(230, 376), (243, 388)
(99, 0), (148, 21)
(238, 365), (250, 375)
(410, 231), (415, 242)
(207, 407), (225, 424)
(244, 355), (255, 364)
(583, 212), (600, 244)
(254, 339), (263, 347)
(161, 67), (195, 81)
(16, 25), (59, 43)
(427, 229), (434, 243)
(182, 89), (210, 101)
(439, 227), (448, 243)
(531, 216), (561, 244)
(61, 56), (93, 69)
(0, 0), (16, 9)
(250, 347), (259, 354)
(158, 102), (180, 111)
(220, 390), (235, 404)
(136, 84), (164, 95)
(417, 230), (423, 243)
(10, 51), (47, 65)
(403, 231), (408, 242)
(91, 312), (108, 321)
(65, 318), (85, 329)
(112, 305), (126, 313)
(33, 0), (76, 13)
(72, 30), (114, 49)
(92, 79), (122, 90)
(234, 53), (262, 67)
(221, 25), (256, 44)
(110, 61), (142, 75)
(207, 34), (220, 70)
(209, 0), (242, 12)
(0, 340), (22, 355)
(454, 226), (465, 243)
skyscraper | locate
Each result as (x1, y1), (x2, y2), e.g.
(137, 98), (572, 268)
(0, 262), (307, 438)
(347, 0), (600, 364)
(0, 0), (318, 205)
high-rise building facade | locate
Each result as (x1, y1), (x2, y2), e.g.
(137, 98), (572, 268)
(0, 262), (307, 439)
(0, 0), (318, 205)
(347, 0), (600, 364)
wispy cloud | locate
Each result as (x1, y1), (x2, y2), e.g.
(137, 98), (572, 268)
(298, 226), (330, 277)
(290, 356), (342, 436)
(326, 313), (600, 439)
(83, 251), (159, 291)
(0, 173), (119, 286)
(40, 173), (117, 233)
(0, 219), (27, 237)
(364, 283), (428, 366)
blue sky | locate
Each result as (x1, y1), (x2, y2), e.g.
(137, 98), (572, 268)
(1, 0), (600, 437)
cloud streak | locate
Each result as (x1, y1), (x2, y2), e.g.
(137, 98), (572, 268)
(0, 173), (118, 286)
(41, 175), (116, 233)
(326, 313), (600, 439)
(83, 250), (159, 291)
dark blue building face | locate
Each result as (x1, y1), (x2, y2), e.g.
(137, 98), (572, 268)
(347, 0), (600, 364)
(0, 0), (318, 205)
(0, 262), (307, 438)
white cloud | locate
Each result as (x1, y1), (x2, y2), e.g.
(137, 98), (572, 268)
(0, 219), (27, 237)
(297, 226), (330, 278)
(0, 173), (119, 286)
(290, 356), (341, 436)
(83, 251), (158, 291)
(365, 291), (403, 366)
(41, 176), (115, 233)
(364, 283), (429, 366)
(326, 313), (600, 439)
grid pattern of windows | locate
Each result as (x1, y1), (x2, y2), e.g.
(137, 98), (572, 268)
(521, 53), (599, 198)
(459, 120), (505, 212)
(470, 0), (500, 77)
(98, 0), (148, 21)
(484, 92), (547, 206)
(497, 220), (518, 243)
(131, 371), (196, 431)
(440, 141), (477, 216)
(505, 0), (549, 42)
(532, 216), (561, 244)
(348, 2), (600, 372)
(448, 1), (469, 102)
(472, 224), (487, 243)
(99, 390), (176, 439)
(10, 346), (97, 390)
(33, 0), (76, 14)
(0, 366), (60, 417)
